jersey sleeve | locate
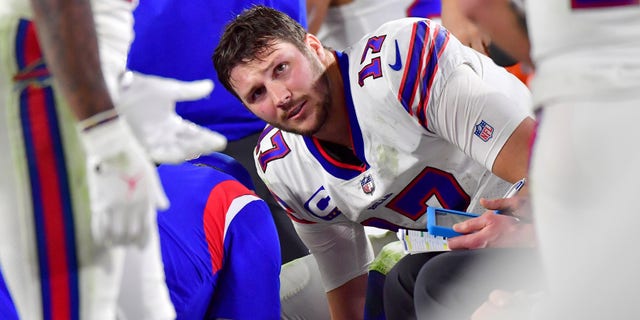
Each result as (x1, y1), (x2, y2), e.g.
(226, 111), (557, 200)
(425, 60), (532, 170)
(256, 170), (375, 291)
(292, 219), (374, 292)
(92, 0), (136, 101)
(353, 17), (532, 170)
(407, 19), (530, 170)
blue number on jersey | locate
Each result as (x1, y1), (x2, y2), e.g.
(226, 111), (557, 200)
(257, 127), (291, 172)
(358, 36), (386, 87)
(386, 167), (470, 221)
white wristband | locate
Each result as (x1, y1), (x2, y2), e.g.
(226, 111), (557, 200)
(77, 109), (119, 132)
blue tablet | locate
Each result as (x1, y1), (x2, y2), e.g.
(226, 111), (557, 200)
(426, 207), (479, 238)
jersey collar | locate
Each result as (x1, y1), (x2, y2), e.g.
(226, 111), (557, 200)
(302, 51), (370, 180)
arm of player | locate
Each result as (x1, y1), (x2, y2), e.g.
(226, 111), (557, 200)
(446, 96), (537, 249)
(418, 37), (535, 249)
(306, 0), (332, 35)
(455, 0), (532, 67)
(209, 197), (282, 318)
(490, 117), (536, 185)
(29, 0), (114, 120)
(30, 0), (167, 248)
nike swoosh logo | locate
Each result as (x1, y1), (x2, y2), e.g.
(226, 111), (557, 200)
(388, 39), (402, 71)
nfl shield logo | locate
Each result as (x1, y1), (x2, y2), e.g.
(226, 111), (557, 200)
(474, 120), (494, 142)
(360, 175), (375, 195)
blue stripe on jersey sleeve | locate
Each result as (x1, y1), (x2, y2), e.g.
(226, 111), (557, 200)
(417, 23), (450, 127)
(399, 21), (428, 114)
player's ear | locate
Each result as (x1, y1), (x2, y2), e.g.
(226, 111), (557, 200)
(305, 33), (325, 59)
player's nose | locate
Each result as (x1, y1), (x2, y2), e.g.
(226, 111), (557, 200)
(269, 83), (291, 108)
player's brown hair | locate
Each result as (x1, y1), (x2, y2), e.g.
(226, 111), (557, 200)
(213, 5), (308, 99)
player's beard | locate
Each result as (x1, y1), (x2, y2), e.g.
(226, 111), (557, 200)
(292, 72), (331, 136)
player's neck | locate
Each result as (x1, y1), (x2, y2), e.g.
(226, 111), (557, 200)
(312, 50), (352, 148)
(316, 139), (362, 166)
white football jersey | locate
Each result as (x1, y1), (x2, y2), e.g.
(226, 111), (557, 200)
(254, 17), (532, 290)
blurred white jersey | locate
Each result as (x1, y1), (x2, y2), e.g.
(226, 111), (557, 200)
(255, 18), (532, 290)
(316, 0), (415, 50)
(526, 0), (640, 105)
(527, 1), (640, 319)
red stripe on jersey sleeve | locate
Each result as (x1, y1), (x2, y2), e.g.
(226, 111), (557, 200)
(203, 180), (256, 273)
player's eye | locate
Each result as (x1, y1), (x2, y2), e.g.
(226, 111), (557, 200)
(274, 63), (288, 75)
(250, 86), (266, 102)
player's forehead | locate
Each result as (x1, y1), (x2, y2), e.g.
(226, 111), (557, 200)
(254, 39), (299, 62)
(229, 41), (301, 89)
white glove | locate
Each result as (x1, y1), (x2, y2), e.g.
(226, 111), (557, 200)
(78, 114), (169, 248)
(116, 71), (227, 163)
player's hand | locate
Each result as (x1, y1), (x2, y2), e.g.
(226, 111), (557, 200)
(116, 71), (227, 163)
(79, 115), (169, 248)
(447, 195), (535, 249)
(480, 194), (532, 221)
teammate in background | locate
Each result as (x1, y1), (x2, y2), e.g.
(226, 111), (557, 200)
(127, 0), (310, 265)
(457, 0), (530, 67)
(307, 0), (488, 53)
(456, 1), (640, 319)
(0, 0), (225, 318)
(213, 6), (535, 319)
(119, 153), (282, 320)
